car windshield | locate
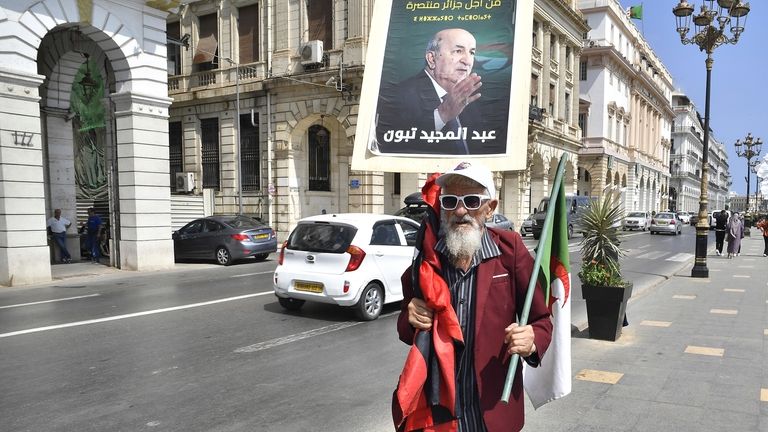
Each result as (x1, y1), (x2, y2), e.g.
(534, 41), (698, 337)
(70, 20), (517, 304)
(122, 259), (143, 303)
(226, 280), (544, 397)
(537, 198), (549, 212)
(628, 212), (645, 217)
(656, 213), (674, 219)
(287, 222), (357, 253)
(223, 215), (265, 228)
(394, 206), (428, 223)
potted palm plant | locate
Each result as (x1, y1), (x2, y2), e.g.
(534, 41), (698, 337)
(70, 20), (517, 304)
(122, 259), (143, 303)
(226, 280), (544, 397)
(578, 193), (632, 341)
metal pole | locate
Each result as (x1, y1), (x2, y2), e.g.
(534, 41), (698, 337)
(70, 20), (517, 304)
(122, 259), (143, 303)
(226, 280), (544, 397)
(746, 157), (750, 214)
(691, 55), (712, 278)
(235, 63), (243, 215)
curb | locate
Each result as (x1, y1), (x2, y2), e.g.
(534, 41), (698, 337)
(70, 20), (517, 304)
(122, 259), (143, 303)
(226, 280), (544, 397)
(571, 255), (695, 333)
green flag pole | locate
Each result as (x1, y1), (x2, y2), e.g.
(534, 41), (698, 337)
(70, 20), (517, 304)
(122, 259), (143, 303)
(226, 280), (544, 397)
(501, 153), (569, 403)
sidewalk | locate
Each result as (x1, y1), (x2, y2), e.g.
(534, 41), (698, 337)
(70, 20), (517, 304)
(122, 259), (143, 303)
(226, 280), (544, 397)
(523, 235), (768, 431)
(47, 260), (220, 286)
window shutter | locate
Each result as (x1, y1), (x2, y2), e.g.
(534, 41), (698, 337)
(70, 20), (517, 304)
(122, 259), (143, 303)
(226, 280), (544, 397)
(238, 4), (259, 64)
(308, 0), (332, 49)
(194, 13), (218, 64)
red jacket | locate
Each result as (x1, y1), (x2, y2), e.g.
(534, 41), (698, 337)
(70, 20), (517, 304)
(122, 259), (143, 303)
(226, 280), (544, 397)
(397, 228), (553, 432)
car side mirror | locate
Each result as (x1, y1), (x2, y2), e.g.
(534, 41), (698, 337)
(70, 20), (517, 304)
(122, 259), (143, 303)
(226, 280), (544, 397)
(533, 208), (537, 214)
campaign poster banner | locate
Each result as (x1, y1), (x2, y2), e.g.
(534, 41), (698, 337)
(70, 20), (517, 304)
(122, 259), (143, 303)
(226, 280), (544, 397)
(352, 0), (532, 173)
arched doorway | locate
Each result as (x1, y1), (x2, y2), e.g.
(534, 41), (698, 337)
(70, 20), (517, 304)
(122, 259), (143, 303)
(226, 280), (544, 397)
(39, 28), (120, 267)
(0, 1), (175, 285)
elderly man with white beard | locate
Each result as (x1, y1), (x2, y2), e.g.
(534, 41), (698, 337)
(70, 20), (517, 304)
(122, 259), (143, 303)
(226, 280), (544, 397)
(395, 162), (553, 432)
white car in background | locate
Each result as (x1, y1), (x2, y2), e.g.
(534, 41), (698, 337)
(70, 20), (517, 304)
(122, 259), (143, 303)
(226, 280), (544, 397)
(622, 211), (651, 231)
(677, 211), (692, 224)
(273, 213), (419, 321)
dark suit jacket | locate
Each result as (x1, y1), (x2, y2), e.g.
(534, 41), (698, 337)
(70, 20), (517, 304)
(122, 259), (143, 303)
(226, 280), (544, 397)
(396, 228), (553, 432)
(375, 71), (503, 155)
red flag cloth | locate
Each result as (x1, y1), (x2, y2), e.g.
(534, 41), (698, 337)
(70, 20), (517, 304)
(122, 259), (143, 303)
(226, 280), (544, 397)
(393, 174), (464, 432)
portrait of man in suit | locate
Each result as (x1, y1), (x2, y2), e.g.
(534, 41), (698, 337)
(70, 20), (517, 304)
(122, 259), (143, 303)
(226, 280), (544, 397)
(374, 27), (505, 156)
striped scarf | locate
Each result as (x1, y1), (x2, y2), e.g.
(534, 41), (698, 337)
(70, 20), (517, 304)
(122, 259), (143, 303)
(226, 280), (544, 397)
(393, 174), (464, 432)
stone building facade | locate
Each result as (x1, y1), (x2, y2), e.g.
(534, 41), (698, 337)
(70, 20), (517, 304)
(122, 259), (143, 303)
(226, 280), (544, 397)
(0, 0), (174, 285)
(670, 92), (731, 214)
(166, 0), (587, 235)
(167, 0), (379, 238)
(578, 0), (674, 213)
(518, 0), (590, 219)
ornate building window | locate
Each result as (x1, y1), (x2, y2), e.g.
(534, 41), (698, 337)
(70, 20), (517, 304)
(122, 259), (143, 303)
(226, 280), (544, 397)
(240, 114), (260, 191)
(201, 118), (220, 190)
(308, 0), (332, 49)
(193, 13), (218, 72)
(238, 4), (260, 64)
(167, 21), (182, 75)
(308, 125), (331, 191)
(169, 121), (183, 187)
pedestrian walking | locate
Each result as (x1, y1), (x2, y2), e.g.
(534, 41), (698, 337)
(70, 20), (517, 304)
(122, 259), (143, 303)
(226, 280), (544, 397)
(726, 212), (744, 259)
(393, 162), (552, 432)
(713, 209), (729, 256)
(757, 216), (768, 257)
(82, 207), (103, 263)
(46, 208), (72, 263)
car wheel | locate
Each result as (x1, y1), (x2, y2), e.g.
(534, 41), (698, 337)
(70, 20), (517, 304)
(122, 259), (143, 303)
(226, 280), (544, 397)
(622, 227), (626, 231)
(533, 233), (540, 240)
(355, 282), (383, 321)
(216, 246), (232, 266)
(278, 297), (305, 311)
(253, 253), (269, 261)
(650, 231), (654, 235)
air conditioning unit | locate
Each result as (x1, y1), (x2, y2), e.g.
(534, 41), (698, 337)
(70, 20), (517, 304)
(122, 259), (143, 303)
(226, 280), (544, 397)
(301, 40), (323, 65)
(175, 172), (195, 193)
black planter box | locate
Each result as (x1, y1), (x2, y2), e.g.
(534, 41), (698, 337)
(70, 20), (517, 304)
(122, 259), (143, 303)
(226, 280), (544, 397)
(581, 282), (634, 341)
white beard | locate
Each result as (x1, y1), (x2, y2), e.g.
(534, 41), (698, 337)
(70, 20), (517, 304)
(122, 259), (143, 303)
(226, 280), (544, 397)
(441, 212), (483, 261)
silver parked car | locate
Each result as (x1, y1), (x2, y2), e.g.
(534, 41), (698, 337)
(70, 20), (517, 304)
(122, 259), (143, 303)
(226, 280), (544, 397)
(519, 214), (534, 237)
(486, 213), (515, 232)
(649, 212), (682, 235)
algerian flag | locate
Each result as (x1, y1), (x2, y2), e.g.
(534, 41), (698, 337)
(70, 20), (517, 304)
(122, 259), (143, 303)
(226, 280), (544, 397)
(522, 166), (572, 409)
(629, 4), (643, 20)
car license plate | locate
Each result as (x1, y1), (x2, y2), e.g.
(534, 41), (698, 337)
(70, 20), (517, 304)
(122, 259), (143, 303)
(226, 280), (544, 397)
(254, 233), (269, 239)
(295, 281), (323, 293)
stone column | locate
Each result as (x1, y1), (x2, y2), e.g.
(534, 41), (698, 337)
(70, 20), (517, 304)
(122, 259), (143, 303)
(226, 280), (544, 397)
(542, 24), (552, 116)
(44, 109), (80, 262)
(111, 91), (174, 271)
(559, 36), (567, 121)
(0, 68), (50, 285)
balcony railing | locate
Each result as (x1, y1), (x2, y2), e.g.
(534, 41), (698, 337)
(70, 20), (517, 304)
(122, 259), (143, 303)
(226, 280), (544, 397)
(167, 61), (269, 94)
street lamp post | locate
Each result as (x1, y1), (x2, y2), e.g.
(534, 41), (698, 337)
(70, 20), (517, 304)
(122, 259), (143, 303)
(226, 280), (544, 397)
(735, 132), (762, 213)
(672, 0), (751, 278)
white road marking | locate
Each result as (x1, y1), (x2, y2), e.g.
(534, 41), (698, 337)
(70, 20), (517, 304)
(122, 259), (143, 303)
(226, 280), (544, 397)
(0, 293), (100, 310)
(667, 253), (694, 262)
(0, 292), (274, 339)
(636, 251), (668, 260)
(234, 311), (398, 353)
(231, 271), (274, 278)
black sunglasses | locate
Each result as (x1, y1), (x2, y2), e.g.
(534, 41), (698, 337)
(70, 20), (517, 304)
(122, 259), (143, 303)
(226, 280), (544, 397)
(439, 194), (490, 211)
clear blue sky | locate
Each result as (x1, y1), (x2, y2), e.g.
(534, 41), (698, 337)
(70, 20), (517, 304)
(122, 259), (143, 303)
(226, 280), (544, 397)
(616, 1), (767, 196)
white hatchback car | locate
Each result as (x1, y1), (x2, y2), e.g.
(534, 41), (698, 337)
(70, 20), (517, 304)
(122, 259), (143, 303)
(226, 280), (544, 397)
(622, 211), (651, 231)
(273, 213), (420, 321)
